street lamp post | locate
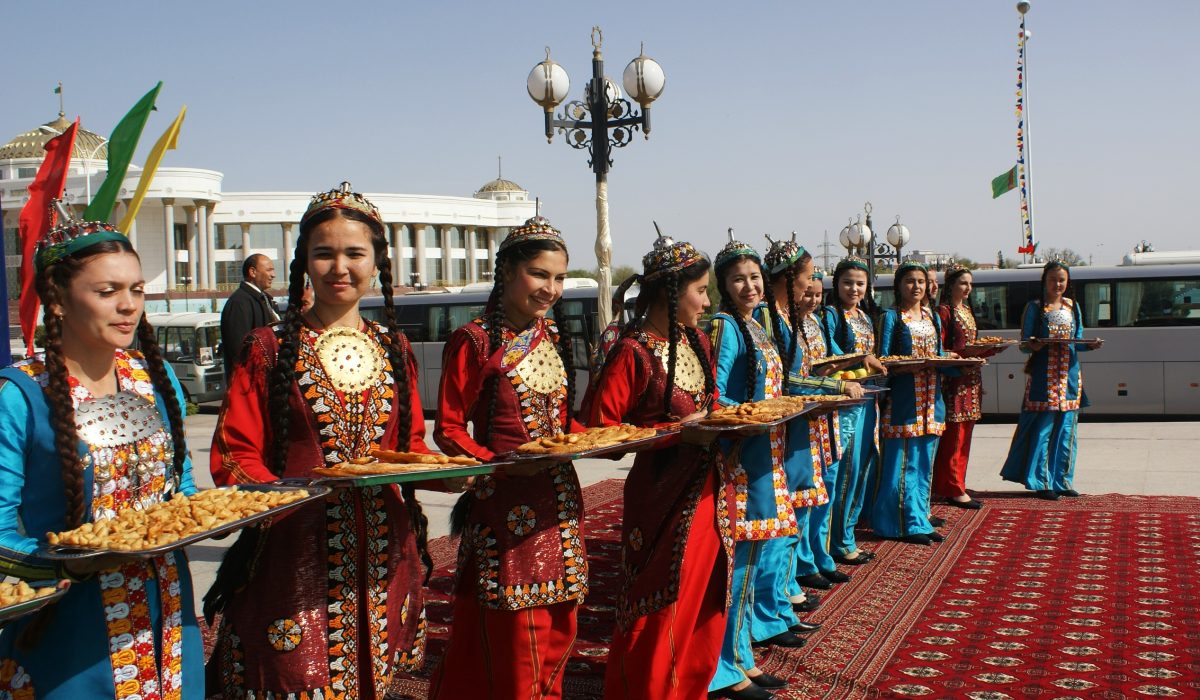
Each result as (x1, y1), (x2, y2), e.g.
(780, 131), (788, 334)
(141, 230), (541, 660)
(838, 202), (910, 279)
(527, 26), (665, 331)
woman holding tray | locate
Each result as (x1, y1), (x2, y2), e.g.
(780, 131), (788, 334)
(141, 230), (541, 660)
(430, 215), (585, 700)
(932, 264), (985, 509)
(207, 183), (432, 699)
(818, 256), (885, 564)
(707, 233), (799, 699)
(585, 230), (734, 700)
(757, 238), (863, 615)
(873, 260), (950, 546)
(0, 209), (204, 697)
(1000, 260), (1102, 500)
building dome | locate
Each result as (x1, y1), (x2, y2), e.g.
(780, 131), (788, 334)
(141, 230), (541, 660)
(476, 177), (525, 194)
(0, 113), (108, 161)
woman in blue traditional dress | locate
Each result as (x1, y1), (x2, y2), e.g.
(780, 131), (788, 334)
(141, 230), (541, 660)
(0, 211), (203, 699)
(1000, 260), (1102, 499)
(872, 260), (952, 546)
(707, 233), (797, 700)
(818, 256), (885, 564)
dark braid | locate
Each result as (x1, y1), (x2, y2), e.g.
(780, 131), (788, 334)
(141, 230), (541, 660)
(551, 299), (575, 432)
(661, 272), (680, 416)
(266, 251), (308, 476)
(682, 325), (716, 404)
(37, 293), (86, 529)
(483, 258), (506, 450)
(760, 281), (787, 392)
(715, 276), (759, 402)
(135, 317), (187, 484)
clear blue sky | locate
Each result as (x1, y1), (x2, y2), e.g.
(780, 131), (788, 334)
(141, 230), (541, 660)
(4, 0), (1197, 268)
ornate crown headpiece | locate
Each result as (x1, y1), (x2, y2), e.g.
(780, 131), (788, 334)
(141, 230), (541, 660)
(943, 260), (971, 277)
(499, 214), (564, 255)
(763, 231), (809, 275)
(641, 222), (707, 281)
(895, 256), (929, 278)
(1044, 257), (1071, 272)
(834, 255), (870, 275)
(35, 200), (129, 272)
(301, 181), (382, 228)
(714, 228), (760, 269)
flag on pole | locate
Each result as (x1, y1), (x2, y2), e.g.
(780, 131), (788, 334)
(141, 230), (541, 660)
(119, 105), (186, 232)
(83, 81), (162, 221)
(991, 166), (1017, 199)
(53, 84), (62, 95)
(17, 120), (79, 355)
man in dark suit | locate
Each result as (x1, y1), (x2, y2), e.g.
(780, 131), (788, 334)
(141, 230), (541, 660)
(220, 253), (279, 381)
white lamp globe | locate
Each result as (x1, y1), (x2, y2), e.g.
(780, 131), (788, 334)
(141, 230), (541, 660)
(527, 52), (570, 110)
(623, 47), (665, 107)
(850, 220), (870, 247)
(887, 217), (911, 248)
(839, 225), (853, 249)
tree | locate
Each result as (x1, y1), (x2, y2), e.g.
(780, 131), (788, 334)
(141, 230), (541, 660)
(947, 254), (977, 269)
(996, 250), (1018, 269)
(1039, 246), (1086, 267)
(566, 269), (596, 279)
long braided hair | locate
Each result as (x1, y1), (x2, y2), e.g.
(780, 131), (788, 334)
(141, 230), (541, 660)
(715, 254), (765, 400)
(481, 239), (573, 449)
(890, 266), (928, 354)
(766, 254), (814, 388)
(266, 207), (432, 578)
(35, 240), (187, 530)
(939, 267), (975, 350)
(831, 264), (876, 353)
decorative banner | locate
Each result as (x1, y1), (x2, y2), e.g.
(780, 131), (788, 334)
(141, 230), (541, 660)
(1015, 15), (1036, 256)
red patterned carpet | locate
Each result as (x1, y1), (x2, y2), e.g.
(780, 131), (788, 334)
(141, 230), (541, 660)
(205, 481), (1199, 699)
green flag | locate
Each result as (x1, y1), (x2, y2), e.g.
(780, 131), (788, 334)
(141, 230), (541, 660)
(991, 166), (1017, 199)
(84, 82), (162, 221)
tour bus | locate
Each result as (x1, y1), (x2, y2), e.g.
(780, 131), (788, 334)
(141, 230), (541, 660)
(852, 262), (1200, 416)
(359, 279), (600, 412)
(143, 312), (226, 403)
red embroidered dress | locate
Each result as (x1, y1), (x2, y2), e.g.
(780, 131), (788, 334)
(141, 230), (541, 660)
(434, 317), (587, 610)
(209, 322), (428, 700)
(938, 304), (982, 422)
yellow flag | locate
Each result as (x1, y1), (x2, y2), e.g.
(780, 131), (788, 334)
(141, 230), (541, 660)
(118, 105), (186, 232)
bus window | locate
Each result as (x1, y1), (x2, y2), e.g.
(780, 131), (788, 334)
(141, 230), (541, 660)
(162, 327), (190, 362)
(448, 304), (486, 334)
(1081, 282), (1114, 327)
(197, 326), (221, 366)
(971, 285), (1009, 330)
(1116, 278), (1200, 326)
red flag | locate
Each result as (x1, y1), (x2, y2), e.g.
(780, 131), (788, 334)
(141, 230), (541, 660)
(17, 119), (78, 355)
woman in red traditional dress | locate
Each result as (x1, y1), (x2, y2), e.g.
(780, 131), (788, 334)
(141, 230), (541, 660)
(932, 264), (985, 509)
(429, 216), (585, 700)
(585, 231), (734, 700)
(206, 183), (433, 699)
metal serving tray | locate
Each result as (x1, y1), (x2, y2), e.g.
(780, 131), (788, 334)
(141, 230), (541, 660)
(294, 462), (501, 488)
(0, 581), (69, 625)
(879, 357), (926, 368)
(960, 340), (1018, 358)
(1031, 337), (1102, 345)
(501, 428), (680, 463)
(38, 484), (330, 562)
(923, 357), (988, 368)
(810, 352), (869, 368)
(688, 397), (867, 436)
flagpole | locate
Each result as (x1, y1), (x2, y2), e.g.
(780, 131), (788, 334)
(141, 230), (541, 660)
(1018, 1), (1035, 262)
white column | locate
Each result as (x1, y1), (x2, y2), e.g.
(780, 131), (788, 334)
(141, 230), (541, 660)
(440, 225), (452, 285)
(195, 202), (210, 289)
(184, 205), (197, 288)
(240, 223), (252, 266)
(205, 203), (217, 290)
(282, 222), (295, 286)
(389, 223), (403, 284)
(413, 224), (428, 287)
(162, 199), (176, 289)
(465, 226), (477, 282)
(123, 201), (138, 248)
(487, 227), (498, 276)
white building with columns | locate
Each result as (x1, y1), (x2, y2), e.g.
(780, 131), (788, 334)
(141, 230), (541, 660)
(2, 112), (536, 311)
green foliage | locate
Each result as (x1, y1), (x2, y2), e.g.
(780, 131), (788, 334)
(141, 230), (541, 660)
(185, 401), (200, 416)
(948, 254), (977, 269)
(566, 269), (596, 279)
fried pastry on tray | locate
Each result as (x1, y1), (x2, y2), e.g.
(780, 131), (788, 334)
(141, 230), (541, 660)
(515, 424), (658, 455)
(47, 487), (310, 551)
(0, 581), (57, 607)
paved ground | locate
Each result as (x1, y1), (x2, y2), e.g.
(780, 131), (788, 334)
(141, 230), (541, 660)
(183, 411), (1200, 617)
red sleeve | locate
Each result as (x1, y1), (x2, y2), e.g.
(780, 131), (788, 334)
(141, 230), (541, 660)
(434, 329), (495, 462)
(398, 335), (432, 454)
(586, 342), (645, 427)
(211, 336), (278, 485)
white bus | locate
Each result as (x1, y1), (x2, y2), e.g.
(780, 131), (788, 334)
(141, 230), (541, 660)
(359, 280), (600, 412)
(143, 312), (226, 404)
(856, 262), (1200, 416)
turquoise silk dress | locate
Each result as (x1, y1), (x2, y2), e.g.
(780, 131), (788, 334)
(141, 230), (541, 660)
(0, 351), (203, 700)
(1000, 299), (1093, 492)
(708, 311), (798, 690)
(872, 308), (948, 539)
(820, 305), (881, 555)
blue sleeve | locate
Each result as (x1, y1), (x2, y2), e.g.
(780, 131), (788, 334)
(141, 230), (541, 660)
(0, 380), (58, 581)
(710, 317), (742, 407)
(1072, 300), (1094, 351)
(162, 362), (197, 496)
(879, 310), (898, 356)
(1020, 302), (1040, 353)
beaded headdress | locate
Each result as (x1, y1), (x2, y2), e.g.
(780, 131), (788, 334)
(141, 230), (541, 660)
(641, 223), (707, 281)
(943, 260), (972, 278)
(714, 228), (760, 269)
(834, 255), (870, 275)
(35, 200), (129, 272)
(499, 215), (564, 255)
(301, 181), (382, 228)
(1043, 258), (1071, 272)
(894, 257), (928, 279)
(812, 269), (825, 281)
(763, 231), (808, 275)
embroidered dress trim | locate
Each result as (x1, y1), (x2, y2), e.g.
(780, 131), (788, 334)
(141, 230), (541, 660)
(1024, 301), (1082, 412)
(882, 310), (946, 438)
